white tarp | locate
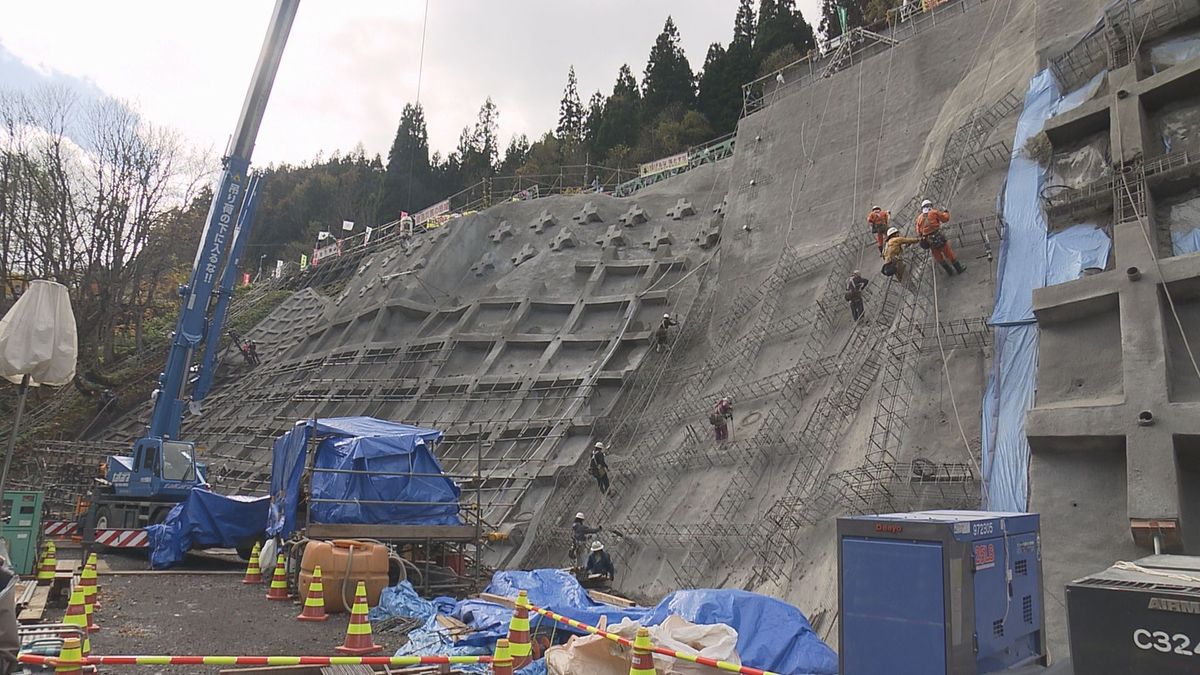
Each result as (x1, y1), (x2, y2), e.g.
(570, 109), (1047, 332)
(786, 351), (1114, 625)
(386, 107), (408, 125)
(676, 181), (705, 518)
(545, 616), (740, 675)
(0, 280), (77, 386)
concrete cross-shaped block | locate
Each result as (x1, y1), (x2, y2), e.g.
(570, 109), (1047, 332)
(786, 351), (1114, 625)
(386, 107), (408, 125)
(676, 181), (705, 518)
(666, 198), (696, 220)
(404, 237), (425, 257)
(488, 221), (514, 243)
(698, 225), (722, 250)
(644, 225), (674, 251)
(531, 209), (558, 234)
(549, 230), (578, 252)
(511, 243), (539, 266)
(595, 224), (627, 247)
(712, 194), (729, 218)
(471, 252), (498, 277)
(572, 201), (602, 223)
(619, 204), (649, 226)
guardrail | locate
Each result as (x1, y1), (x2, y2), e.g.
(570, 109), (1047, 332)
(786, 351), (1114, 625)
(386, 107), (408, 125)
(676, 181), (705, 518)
(612, 133), (737, 197)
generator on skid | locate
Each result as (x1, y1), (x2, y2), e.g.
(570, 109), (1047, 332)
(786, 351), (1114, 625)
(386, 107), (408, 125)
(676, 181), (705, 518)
(838, 510), (1047, 675)
(1066, 554), (1200, 674)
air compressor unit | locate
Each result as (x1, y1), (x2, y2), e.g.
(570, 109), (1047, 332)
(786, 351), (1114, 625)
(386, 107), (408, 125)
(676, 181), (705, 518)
(1066, 554), (1200, 673)
(838, 510), (1047, 675)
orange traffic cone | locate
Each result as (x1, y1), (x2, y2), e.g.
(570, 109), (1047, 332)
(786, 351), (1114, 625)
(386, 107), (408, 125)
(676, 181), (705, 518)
(628, 627), (657, 675)
(506, 590), (532, 670)
(296, 565), (328, 622)
(84, 553), (102, 609)
(37, 541), (57, 584)
(62, 589), (91, 657)
(54, 636), (84, 675)
(335, 581), (381, 655)
(491, 638), (513, 675)
(265, 553), (289, 600)
(242, 541), (263, 584)
(80, 565), (99, 632)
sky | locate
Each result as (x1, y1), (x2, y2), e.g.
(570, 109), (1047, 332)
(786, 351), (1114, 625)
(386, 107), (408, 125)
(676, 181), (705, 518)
(0, 0), (823, 167)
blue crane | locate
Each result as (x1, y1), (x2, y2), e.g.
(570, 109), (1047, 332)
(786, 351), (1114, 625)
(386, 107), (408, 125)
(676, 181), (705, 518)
(86, 0), (299, 535)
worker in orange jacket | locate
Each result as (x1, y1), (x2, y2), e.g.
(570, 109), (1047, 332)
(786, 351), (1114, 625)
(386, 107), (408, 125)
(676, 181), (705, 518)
(867, 205), (890, 255)
(916, 199), (966, 275)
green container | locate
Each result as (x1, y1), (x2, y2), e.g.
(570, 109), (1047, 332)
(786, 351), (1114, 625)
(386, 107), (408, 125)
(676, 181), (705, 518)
(0, 491), (44, 575)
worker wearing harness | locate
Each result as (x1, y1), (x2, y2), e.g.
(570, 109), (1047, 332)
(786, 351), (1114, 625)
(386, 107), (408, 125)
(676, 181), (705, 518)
(916, 199), (965, 275)
(570, 512), (602, 568)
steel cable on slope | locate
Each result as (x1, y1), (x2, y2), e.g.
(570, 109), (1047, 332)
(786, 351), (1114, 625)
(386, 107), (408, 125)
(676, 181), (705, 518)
(928, 0), (1016, 484)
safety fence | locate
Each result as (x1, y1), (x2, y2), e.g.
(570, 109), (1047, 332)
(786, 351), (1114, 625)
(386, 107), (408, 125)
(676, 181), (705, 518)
(19, 654), (492, 667)
(742, 0), (999, 117)
(525, 601), (782, 675)
(611, 133), (737, 198)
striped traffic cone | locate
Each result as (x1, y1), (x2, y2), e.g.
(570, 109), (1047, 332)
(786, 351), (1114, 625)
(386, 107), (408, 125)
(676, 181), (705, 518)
(296, 565), (328, 622)
(242, 542), (263, 584)
(54, 636), (84, 675)
(80, 564), (99, 634)
(629, 627), (657, 675)
(506, 590), (532, 670)
(85, 553), (102, 608)
(491, 638), (513, 675)
(265, 553), (289, 600)
(37, 541), (57, 584)
(62, 589), (91, 657)
(80, 565), (99, 632)
(335, 581), (381, 655)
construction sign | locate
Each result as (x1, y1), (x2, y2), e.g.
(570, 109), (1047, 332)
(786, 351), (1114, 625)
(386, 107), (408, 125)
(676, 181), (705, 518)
(413, 199), (450, 226)
(639, 152), (688, 177)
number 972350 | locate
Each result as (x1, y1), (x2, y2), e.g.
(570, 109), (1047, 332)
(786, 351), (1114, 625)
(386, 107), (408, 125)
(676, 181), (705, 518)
(1134, 629), (1200, 656)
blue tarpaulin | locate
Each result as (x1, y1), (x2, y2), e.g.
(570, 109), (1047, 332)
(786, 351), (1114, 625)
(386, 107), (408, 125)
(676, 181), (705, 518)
(1046, 225), (1111, 286)
(1173, 229), (1200, 256)
(982, 68), (1108, 512)
(266, 417), (459, 538)
(467, 570), (838, 675)
(145, 489), (270, 569)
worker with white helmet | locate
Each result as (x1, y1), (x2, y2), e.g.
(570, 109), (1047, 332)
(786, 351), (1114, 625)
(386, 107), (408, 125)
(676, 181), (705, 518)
(589, 442), (610, 494)
(654, 313), (679, 354)
(585, 540), (616, 581)
(881, 226), (921, 283)
(570, 512), (602, 569)
(916, 198), (965, 276)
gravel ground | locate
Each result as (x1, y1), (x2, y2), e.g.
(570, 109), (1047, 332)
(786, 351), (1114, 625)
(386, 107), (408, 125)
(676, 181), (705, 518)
(46, 550), (412, 675)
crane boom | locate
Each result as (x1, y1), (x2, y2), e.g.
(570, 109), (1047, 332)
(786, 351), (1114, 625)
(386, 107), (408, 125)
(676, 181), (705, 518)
(106, 0), (299, 507)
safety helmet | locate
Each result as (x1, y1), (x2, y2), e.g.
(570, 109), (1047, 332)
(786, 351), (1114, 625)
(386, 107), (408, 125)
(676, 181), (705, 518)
(852, 269), (861, 276)
(871, 205), (881, 211)
(921, 199), (933, 208)
(594, 442), (604, 450)
(590, 541), (604, 552)
(575, 512), (585, 520)
(663, 313), (670, 319)
(886, 227), (900, 237)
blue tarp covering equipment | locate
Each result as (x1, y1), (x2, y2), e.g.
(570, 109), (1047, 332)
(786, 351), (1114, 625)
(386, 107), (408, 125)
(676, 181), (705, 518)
(145, 489), (270, 569)
(368, 568), (838, 675)
(1173, 229), (1200, 256)
(982, 68), (1108, 512)
(266, 417), (459, 538)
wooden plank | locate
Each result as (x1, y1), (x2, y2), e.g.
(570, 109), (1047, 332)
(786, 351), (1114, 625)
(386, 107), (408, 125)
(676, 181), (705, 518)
(588, 589), (636, 608)
(305, 523), (477, 542)
(476, 592), (515, 609)
(17, 584), (50, 623)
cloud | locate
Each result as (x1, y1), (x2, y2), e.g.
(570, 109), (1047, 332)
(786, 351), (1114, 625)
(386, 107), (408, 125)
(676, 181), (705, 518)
(0, 0), (823, 165)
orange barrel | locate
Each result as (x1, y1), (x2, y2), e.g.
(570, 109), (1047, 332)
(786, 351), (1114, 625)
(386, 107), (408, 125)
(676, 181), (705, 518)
(299, 539), (389, 613)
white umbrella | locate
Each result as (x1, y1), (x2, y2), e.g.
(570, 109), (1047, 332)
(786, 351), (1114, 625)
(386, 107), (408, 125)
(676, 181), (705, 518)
(0, 280), (78, 503)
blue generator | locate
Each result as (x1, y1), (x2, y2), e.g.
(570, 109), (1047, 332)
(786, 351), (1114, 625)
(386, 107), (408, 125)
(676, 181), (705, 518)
(838, 510), (1047, 674)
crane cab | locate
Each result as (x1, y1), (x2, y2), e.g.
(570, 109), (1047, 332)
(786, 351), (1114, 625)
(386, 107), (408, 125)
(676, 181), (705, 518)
(109, 437), (207, 500)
